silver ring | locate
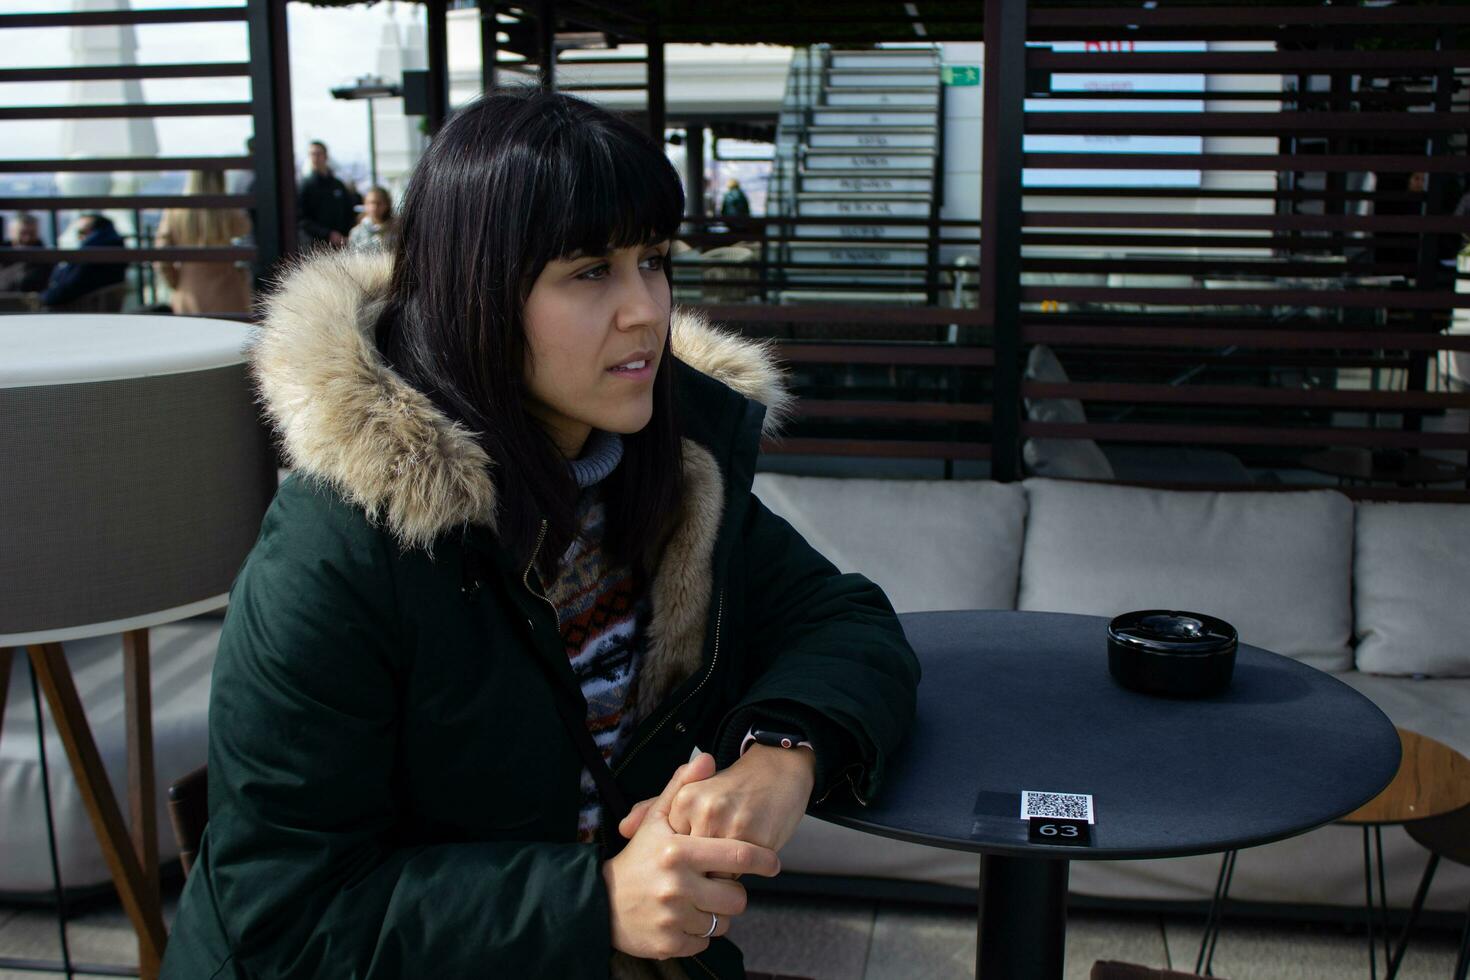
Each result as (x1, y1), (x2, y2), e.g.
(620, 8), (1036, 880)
(702, 913), (718, 938)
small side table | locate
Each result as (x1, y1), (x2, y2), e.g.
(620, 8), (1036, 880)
(1399, 804), (1470, 980)
(1198, 729), (1470, 980)
(1340, 729), (1470, 980)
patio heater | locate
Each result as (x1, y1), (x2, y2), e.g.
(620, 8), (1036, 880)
(330, 74), (404, 186)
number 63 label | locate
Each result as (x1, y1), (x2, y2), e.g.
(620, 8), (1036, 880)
(1027, 817), (1093, 846)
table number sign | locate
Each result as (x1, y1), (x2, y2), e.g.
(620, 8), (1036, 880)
(1022, 790), (1095, 846)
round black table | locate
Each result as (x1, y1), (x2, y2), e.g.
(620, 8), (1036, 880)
(816, 610), (1402, 980)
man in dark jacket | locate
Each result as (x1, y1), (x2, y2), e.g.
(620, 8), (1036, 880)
(0, 212), (54, 294)
(40, 214), (127, 308)
(297, 140), (358, 248)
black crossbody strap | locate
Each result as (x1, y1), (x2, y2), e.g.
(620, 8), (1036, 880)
(543, 678), (633, 829)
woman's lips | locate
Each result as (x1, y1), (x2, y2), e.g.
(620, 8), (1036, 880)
(607, 354), (655, 380)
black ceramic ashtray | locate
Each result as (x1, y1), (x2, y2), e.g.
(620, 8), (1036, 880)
(1107, 610), (1238, 698)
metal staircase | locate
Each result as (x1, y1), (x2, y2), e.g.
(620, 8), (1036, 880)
(770, 46), (942, 305)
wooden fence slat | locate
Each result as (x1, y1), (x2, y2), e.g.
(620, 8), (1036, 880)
(1023, 381), (1470, 412)
(1023, 421), (1470, 451)
(762, 438), (991, 460)
(1022, 325), (1470, 352)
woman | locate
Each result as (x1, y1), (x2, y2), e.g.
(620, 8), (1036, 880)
(349, 184), (397, 253)
(162, 92), (917, 980)
(154, 170), (253, 314)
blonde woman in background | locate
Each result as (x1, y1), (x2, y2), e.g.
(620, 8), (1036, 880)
(349, 185), (397, 253)
(155, 171), (252, 314)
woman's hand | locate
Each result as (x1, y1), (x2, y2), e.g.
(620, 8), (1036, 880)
(618, 745), (816, 855)
(601, 753), (781, 960)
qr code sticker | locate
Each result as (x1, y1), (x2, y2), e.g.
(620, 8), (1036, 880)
(1021, 790), (1094, 824)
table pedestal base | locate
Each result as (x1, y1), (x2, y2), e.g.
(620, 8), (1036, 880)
(978, 854), (1069, 980)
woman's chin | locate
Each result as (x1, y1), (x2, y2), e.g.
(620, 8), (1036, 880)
(600, 402), (655, 437)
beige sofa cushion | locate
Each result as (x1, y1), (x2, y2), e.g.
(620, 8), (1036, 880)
(1017, 478), (1355, 671)
(752, 474), (1027, 612)
(1355, 502), (1470, 677)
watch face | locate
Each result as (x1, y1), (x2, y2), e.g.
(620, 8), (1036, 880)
(753, 728), (805, 749)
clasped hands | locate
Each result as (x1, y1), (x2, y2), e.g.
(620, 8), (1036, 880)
(601, 746), (815, 961)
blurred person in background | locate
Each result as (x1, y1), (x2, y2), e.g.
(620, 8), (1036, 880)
(298, 139), (358, 249)
(0, 212), (54, 294)
(40, 213), (126, 309)
(719, 178), (750, 219)
(154, 171), (253, 315)
(349, 185), (397, 253)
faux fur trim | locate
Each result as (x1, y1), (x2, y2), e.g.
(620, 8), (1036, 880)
(252, 250), (789, 548)
(252, 250), (494, 551)
(635, 442), (725, 723)
(670, 308), (793, 439)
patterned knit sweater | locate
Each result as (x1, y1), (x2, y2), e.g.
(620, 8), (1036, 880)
(543, 431), (649, 842)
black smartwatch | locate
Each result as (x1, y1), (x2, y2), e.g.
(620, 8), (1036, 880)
(741, 726), (814, 755)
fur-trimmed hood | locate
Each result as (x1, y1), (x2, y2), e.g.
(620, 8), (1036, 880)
(251, 250), (792, 551)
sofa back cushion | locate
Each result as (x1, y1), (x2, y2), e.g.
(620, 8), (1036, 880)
(1018, 478), (1355, 671)
(752, 474), (1027, 613)
(1354, 501), (1470, 677)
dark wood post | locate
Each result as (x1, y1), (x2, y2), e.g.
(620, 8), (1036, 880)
(537, 0), (556, 91)
(981, 0), (1027, 482)
(246, 0), (295, 276)
(686, 122), (705, 218)
(425, 0), (449, 134)
(647, 24), (666, 144)
(478, 0), (498, 94)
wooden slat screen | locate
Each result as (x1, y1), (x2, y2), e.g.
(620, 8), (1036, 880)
(1004, 0), (1470, 498)
(0, 2), (291, 317)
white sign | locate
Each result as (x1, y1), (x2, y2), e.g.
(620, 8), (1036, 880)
(1022, 40), (1206, 189)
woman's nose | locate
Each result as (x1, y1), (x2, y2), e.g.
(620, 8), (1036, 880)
(614, 267), (666, 331)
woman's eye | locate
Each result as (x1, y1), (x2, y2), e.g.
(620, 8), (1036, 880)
(576, 263), (610, 281)
(641, 254), (667, 272)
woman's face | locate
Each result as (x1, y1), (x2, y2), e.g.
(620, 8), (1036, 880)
(521, 240), (671, 458)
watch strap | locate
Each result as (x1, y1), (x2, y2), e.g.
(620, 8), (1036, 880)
(739, 726), (814, 756)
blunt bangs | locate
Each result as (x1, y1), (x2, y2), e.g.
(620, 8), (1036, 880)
(518, 97), (685, 280)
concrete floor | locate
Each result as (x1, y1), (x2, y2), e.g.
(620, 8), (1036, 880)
(0, 889), (1463, 979)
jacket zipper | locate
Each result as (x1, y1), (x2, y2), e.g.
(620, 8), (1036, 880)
(521, 518), (560, 623)
(614, 589), (724, 779)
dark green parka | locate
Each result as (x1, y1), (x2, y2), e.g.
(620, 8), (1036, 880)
(161, 252), (919, 980)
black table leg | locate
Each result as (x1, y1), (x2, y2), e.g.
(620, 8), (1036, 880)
(977, 854), (1069, 980)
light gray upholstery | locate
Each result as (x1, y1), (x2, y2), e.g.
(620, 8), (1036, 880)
(1354, 501), (1470, 677)
(753, 474), (1027, 612)
(1017, 478), (1356, 672)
